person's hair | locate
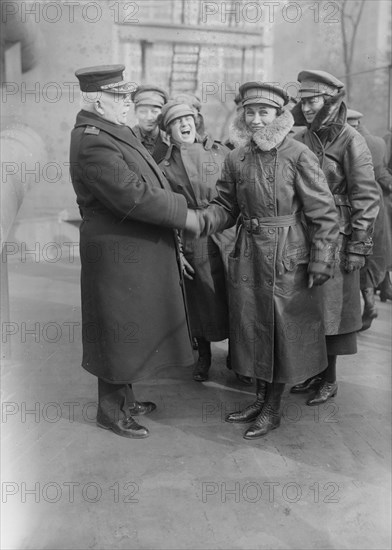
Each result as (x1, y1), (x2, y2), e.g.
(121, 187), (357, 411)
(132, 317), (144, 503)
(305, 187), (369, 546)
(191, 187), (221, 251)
(79, 91), (103, 111)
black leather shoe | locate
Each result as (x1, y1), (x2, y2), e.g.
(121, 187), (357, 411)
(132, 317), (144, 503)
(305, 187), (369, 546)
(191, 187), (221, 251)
(193, 356), (211, 382)
(97, 416), (149, 438)
(243, 405), (281, 439)
(128, 401), (156, 416)
(306, 381), (338, 406)
(290, 375), (323, 394)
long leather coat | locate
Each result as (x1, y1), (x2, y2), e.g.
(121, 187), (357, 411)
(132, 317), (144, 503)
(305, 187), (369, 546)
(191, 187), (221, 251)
(69, 110), (194, 383)
(160, 135), (235, 341)
(199, 110), (339, 383)
(293, 94), (379, 334)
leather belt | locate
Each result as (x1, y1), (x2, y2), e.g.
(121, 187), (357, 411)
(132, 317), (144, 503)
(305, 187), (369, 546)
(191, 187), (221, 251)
(242, 212), (302, 234)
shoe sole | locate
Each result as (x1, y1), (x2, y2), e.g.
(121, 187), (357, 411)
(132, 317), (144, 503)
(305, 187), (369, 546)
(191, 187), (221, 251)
(97, 422), (150, 439)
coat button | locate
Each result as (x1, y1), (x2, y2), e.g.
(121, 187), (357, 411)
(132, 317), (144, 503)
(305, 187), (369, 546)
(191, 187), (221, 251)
(268, 228), (275, 234)
(268, 280), (273, 286)
(267, 254), (273, 261)
(267, 176), (274, 182)
(268, 204), (274, 210)
(241, 275), (248, 282)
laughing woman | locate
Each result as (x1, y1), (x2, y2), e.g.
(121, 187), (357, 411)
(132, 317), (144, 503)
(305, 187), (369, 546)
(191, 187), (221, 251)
(159, 102), (236, 383)
(186, 82), (340, 439)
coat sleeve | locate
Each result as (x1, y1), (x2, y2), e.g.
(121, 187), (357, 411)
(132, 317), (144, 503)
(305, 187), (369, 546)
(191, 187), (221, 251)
(199, 153), (240, 236)
(295, 148), (340, 276)
(343, 132), (380, 255)
(77, 134), (188, 229)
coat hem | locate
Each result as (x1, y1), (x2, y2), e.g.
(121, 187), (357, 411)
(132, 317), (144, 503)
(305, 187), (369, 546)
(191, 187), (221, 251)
(82, 355), (196, 384)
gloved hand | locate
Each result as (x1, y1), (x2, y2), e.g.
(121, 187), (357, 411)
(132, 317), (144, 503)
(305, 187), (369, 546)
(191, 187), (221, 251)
(344, 253), (365, 273)
(308, 272), (330, 288)
(180, 254), (195, 280)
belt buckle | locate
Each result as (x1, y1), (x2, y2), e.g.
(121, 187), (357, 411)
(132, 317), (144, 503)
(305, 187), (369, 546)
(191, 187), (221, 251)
(251, 218), (261, 234)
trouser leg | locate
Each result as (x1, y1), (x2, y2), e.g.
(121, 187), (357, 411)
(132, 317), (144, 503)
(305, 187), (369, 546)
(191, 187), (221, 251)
(97, 378), (133, 423)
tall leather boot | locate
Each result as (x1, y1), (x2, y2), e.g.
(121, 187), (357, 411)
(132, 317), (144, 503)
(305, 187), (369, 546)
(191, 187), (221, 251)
(360, 287), (378, 331)
(379, 272), (392, 302)
(193, 338), (212, 382)
(225, 379), (268, 423)
(243, 382), (285, 439)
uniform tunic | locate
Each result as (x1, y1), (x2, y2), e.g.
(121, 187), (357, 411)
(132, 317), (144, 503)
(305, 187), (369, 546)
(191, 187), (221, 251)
(70, 110), (194, 383)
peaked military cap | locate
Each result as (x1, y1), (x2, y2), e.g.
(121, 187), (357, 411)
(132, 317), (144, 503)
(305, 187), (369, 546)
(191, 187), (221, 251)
(159, 101), (195, 130)
(297, 70), (344, 98)
(75, 64), (134, 94)
(346, 109), (364, 120)
(239, 82), (290, 108)
(131, 84), (169, 108)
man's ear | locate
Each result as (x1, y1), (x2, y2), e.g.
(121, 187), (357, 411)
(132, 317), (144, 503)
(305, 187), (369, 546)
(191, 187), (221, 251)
(95, 99), (104, 116)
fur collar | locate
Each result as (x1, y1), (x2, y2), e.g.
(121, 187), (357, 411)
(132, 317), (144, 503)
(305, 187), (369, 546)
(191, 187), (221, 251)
(229, 109), (294, 151)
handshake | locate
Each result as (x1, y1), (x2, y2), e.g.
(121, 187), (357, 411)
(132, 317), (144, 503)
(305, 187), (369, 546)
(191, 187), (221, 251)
(184, 209), (202, 238)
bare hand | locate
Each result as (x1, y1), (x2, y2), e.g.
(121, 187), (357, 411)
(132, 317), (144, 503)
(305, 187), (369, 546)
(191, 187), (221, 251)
(181, 254), (195, 280)
(184, 209), (201, 238)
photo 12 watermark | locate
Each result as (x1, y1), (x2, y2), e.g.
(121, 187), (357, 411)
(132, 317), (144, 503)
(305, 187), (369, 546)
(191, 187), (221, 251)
(1, 1), (140, 25)
(2, 480), (140, 503)
(201, 480), (341, 503)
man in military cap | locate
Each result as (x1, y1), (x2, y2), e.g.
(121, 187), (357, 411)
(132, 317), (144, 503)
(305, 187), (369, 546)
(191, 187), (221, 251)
(347, 109), (392, 328)
(131, 84), (170, 163)
(290, 70), (379, 406)
(70, 65), (197, 439)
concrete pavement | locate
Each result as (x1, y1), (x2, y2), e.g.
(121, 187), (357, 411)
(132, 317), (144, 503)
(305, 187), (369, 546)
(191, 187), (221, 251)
(1, 191), (391, 549)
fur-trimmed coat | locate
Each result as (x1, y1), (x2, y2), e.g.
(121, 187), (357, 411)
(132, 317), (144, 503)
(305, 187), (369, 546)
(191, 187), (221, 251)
(198, 110), (340, 383)
(292, 91), (380, 335)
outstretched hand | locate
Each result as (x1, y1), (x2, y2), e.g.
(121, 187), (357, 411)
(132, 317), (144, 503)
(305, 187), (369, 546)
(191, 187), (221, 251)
(184, 209), (201, 238)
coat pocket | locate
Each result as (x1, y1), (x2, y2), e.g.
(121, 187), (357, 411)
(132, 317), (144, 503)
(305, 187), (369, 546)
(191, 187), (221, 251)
(228, 254), (262, 288)
(282, 243), (309, 272)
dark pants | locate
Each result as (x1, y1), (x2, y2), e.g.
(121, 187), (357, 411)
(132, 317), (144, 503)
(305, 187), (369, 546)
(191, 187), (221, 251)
(97, 379), (136, 423)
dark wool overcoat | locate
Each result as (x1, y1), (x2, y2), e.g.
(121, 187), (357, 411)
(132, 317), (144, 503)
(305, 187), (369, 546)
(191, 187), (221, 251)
(198, 110), (340, 383)
(293, 92), (380, 335)
(160, 135), (235, 341)
(69, 110), (195, 383)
